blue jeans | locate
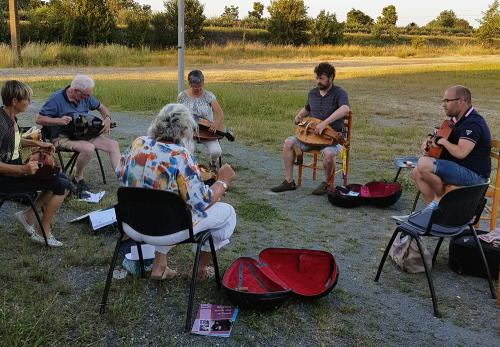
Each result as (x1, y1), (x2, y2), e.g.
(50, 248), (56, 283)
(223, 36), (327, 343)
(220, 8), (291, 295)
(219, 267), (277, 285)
(433, 159), (487, 186)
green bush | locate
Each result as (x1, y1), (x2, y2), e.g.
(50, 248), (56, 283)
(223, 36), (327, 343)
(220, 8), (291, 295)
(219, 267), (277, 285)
(203, 27), (271, 44)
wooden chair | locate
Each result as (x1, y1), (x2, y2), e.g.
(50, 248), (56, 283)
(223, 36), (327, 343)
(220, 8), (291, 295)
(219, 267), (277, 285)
(478, 139), (500, 231)
(296, 111), (352, 190)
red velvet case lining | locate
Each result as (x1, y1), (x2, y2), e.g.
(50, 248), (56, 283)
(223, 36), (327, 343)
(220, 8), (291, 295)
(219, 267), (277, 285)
(360, 182), (401, 198)
(223, 248), (337, 297)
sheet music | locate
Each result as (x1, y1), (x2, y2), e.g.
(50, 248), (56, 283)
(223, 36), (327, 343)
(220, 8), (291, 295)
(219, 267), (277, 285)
(89, 208), (116, 230)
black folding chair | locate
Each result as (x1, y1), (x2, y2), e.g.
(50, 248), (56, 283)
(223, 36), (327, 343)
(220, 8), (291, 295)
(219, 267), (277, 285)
(99, 187), (221, 332)
(375, 183), (496, 317)
(0, 191), (48, 247)
(41, 127), (107, 184)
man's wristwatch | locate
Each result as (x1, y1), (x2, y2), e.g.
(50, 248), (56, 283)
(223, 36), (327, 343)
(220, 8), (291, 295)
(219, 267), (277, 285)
(216, 180), (227, 190)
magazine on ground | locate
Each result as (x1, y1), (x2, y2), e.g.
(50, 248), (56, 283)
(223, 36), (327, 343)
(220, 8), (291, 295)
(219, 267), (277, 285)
(191, 304), (238, 337)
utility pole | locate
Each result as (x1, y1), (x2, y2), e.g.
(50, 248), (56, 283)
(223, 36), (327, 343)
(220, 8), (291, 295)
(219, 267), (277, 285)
(177, 0), (185, 93)
(8, 0), (21, 63)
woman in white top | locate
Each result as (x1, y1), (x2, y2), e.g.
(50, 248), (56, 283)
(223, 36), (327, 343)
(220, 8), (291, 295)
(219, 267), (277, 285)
(177, 70), (225, 169)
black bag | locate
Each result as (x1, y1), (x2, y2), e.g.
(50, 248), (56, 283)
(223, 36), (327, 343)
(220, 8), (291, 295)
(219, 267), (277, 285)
(62, 113), (104, 141)
(448, 230), (500, 279)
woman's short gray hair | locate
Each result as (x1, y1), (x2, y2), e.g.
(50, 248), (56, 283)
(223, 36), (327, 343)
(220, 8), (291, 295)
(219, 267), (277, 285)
(188, 70), (204, 85)
(70, 74), (95, 90)
(1, 80), (32, 106)
(148, 103), (197, 152)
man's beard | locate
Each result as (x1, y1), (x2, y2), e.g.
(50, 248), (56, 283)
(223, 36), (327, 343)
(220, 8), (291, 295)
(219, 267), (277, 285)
(318, 82), (331, 91)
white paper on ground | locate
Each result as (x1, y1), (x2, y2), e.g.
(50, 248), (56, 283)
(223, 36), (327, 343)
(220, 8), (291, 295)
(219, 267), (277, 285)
(89, 208), (116, 230)
(78, 191), (106, 203)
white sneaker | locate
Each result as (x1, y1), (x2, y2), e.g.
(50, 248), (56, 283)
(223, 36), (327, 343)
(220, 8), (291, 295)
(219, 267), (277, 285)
(30, 233), (63, 247)
(15, 211), (35, 236)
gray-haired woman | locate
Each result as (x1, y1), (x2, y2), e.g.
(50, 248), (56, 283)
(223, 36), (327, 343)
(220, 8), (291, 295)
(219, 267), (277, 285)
(177, 70), (225, 169)
(116, 103), (236, 280)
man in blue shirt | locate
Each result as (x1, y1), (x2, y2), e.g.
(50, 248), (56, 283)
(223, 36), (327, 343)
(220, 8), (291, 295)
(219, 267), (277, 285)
(412, 85), (491, 210)
(36, 75), (120, 194)
(271, 62), (350, 195)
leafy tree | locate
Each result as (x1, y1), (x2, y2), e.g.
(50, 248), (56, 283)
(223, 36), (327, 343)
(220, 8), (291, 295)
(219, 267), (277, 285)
(124, 4), (152, 46)
(476, 0), (500, 46)
(372, 5), (399, 41)
(63, 0), (116, 45)
(248, 1), (264, 20)
(23, 1), (67, 42)
(0, 10), (7, 43)
(267, 0), (308, 45)
(345, 8), (373, 30)
(428, 10), (457, 28)
(162, 0), (206, 46)
(221, 5), (238, 21)
(377, 5), (398, 26)
(310, 10), (343, 44)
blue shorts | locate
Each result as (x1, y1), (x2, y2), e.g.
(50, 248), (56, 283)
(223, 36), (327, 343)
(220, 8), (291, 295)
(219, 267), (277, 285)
(433, 159), (487, 186)
(287, 136), (342, 156)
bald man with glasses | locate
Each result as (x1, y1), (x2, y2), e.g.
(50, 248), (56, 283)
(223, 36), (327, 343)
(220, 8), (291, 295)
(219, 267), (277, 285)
(410, 85), (492, 211)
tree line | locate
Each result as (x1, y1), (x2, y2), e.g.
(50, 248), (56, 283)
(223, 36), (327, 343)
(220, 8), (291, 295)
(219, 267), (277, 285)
(1, 0), (499, 48)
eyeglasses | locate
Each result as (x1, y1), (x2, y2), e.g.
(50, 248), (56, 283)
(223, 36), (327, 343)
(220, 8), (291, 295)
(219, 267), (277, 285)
(76, 89), (91, 98)
(442, 98), (460, 103)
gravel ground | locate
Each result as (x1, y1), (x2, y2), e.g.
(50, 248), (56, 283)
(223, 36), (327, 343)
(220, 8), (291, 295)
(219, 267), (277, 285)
(2, 100), (499, 346)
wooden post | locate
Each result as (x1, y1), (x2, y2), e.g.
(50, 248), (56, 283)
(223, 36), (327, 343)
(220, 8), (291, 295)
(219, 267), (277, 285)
(8, 0), (21, 63)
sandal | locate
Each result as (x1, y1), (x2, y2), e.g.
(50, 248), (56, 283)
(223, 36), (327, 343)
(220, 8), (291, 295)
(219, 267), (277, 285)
(150, 266), (177, 280)
(188, 266), (215, 283)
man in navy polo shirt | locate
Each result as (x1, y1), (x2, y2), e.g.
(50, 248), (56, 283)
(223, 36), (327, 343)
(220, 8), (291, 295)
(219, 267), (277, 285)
(271, 62), (350, 195)
(36, 75), (120, 194)
(411, 85), (491, 210)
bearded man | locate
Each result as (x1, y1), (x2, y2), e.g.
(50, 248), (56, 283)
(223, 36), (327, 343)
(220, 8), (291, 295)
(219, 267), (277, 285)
(271, 62), (350, 195)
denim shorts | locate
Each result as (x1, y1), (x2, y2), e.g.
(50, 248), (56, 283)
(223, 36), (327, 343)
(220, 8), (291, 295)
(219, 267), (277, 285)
(433, 159), (487, 186)
(287, 136), (342, 156)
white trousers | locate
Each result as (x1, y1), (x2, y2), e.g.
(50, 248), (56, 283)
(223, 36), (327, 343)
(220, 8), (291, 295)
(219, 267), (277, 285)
(122, 202), (236, 254)
(200, 140), (222, 163)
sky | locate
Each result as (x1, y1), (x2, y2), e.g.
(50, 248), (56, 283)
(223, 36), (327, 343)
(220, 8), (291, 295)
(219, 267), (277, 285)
(136, 0), (493, 27)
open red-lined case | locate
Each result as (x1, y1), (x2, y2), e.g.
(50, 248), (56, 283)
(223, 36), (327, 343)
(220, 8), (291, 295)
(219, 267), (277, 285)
(223, 248), (339, 310)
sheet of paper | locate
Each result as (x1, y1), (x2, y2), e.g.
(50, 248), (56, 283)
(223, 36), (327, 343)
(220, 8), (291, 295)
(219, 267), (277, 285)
(78, 191), (106, 203)
(89, 208), (116, 231)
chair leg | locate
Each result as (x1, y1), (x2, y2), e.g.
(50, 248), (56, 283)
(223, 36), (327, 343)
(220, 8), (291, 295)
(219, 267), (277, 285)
(57, 151), (65, 172)
(185, 242), (203, 332)
(95, 149), (107, 184)
(218, 156), (222, 169)
(414, 236), (440, 317)
(312, 154), (318, 181)
(28, 196), (48, 247)
(411, 191), (421, 213)
(208, 235), (221, 289)
(469, 226), (496, 299)
(297, 164), (303, 187)
(432, 237), (444, 267)
(100, 233), (123, 314)
(136, 242), (146, 279)
(67, 153), (79, 175)
(374, 228), (400, 282)
(394, 168), (402, 182)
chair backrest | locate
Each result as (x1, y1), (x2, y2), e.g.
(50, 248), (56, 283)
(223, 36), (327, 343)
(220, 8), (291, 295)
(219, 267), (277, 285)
(491, 139), (500, 190)
(116, 187), (193, 238)
(432, 183), (489, 228)
(341, 111), (353, 147)
(40, 126), (52, 142)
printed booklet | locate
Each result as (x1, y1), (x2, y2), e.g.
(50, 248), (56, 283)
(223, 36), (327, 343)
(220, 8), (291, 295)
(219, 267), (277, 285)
(191, 304), (238, 337)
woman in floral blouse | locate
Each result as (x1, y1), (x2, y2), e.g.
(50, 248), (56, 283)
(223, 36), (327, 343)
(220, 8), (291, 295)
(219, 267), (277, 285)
(116, 103), (236, 280)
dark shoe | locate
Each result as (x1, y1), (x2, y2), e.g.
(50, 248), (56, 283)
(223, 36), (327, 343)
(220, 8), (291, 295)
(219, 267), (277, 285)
(312, 181), (329, 195)
(271, 179), (297, 193)
(72, 177), (89, 191)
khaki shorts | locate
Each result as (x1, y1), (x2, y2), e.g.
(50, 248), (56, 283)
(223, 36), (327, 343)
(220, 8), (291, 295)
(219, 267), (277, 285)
(53, 134), (87, 151)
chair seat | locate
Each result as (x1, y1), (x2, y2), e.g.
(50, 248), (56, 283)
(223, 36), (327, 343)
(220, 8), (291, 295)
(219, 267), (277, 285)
(400, 209), (465, 237)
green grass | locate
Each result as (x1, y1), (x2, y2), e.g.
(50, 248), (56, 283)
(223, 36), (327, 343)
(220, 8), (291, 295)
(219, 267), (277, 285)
(1, 39), (499, 68)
